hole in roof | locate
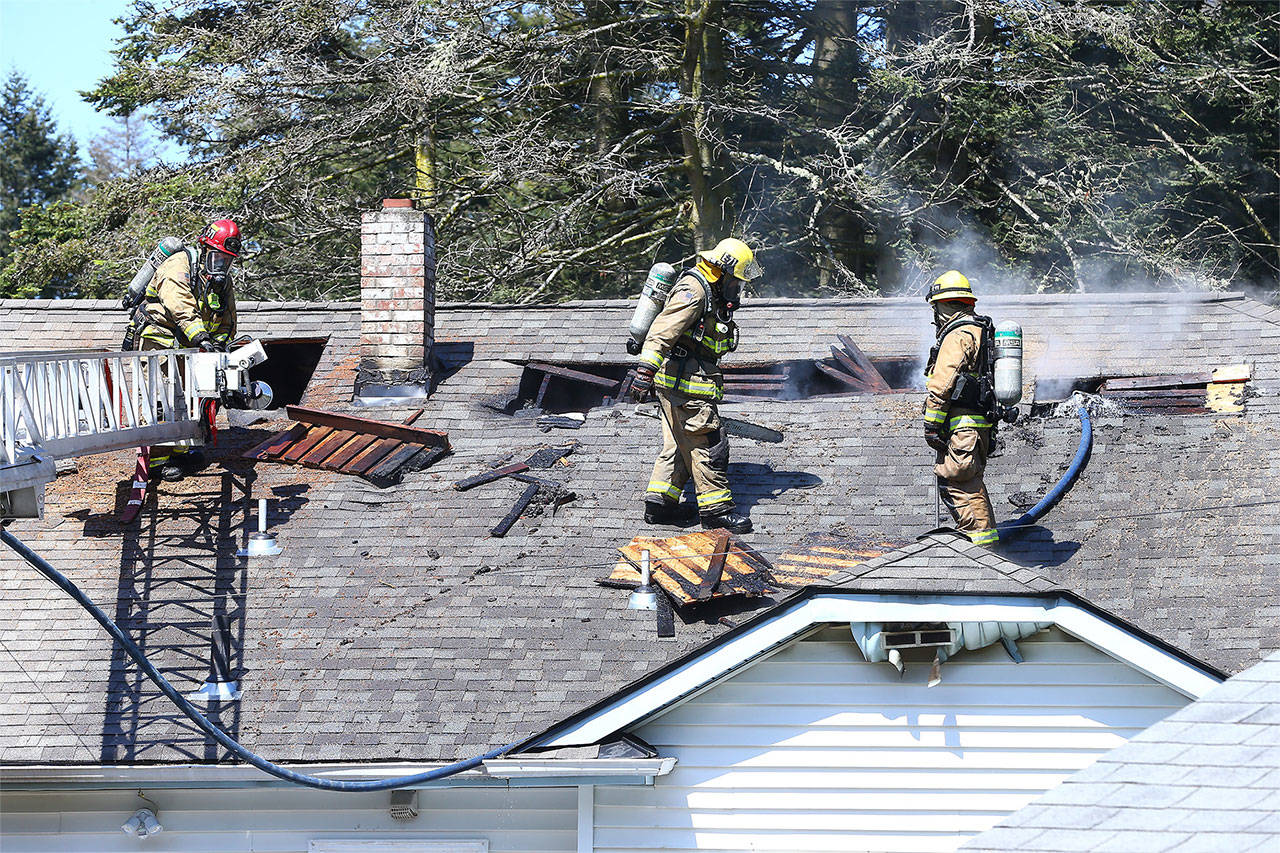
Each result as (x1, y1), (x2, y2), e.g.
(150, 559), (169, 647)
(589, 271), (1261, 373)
(490, 357), (920, 416)
(1031, 372), (1236, 416)
(250, 337), (326, 407)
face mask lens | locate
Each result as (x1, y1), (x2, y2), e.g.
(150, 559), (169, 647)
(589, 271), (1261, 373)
(207, 251), (233, 275)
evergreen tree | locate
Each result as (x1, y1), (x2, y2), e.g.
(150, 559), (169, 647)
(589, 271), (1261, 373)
(0, 71), (81, 258)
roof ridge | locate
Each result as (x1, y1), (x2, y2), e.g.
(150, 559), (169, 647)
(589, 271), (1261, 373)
(818, 530), (1059, 594)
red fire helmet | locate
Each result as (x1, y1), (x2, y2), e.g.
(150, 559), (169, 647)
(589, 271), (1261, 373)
(198, 219), (242, 257)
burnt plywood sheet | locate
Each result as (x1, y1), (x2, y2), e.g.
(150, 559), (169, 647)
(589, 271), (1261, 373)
(604, 531), (778, 606)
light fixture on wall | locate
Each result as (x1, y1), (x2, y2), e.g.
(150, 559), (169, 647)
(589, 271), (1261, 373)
(121, 808), (163, 838)
(121, 791), (163, 838)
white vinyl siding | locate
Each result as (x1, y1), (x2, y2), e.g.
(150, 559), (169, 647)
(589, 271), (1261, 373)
(0, 786), (575, 853)
(593, 626), (1190, 853)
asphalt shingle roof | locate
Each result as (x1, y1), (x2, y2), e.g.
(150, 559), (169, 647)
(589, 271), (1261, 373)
(825, 530), (1061, 594)
(1, 291), (1277, 765)
(962, 649), (1280, 852)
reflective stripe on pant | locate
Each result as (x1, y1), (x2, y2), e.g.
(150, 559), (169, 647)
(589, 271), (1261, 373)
(646, 392), (732, 514)
(934, 427), (997, 546)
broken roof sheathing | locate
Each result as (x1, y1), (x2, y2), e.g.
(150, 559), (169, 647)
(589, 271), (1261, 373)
(0, 291), (1278, 767)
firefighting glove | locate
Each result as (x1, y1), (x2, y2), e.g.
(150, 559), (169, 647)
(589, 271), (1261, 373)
(189, 332), (220, 353)
(631, 364), (656, 402)
(925, 421), (947, 453)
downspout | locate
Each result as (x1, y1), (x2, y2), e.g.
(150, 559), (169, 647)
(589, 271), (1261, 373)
(0, 527), (521, 792)
(998, 405), (1092, 542)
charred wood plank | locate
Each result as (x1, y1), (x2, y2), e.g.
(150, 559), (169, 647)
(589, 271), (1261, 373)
(696, 531), (731, 600)
(527, 361), (619, 390)
(490, 483), (539, 537)
(1099, 388), (1209, 399)
(453, 462), (530, 491)
(243, 423), (307, 460)
(534, 373), (552, 408)
(302, 429), (361, 466)
(656, 588), (676, 638)
(722, 381), (786, 392)
(286, 405), (450, 450)
(837, 334), (892, 392)
(325, 434), (382, 470)
(1100, 373), (1211, 391)
(281, 425), (335, 462)
(347, 437), (404, 475)
(364, 442), (431, 487)
(815, 360), (874, 389)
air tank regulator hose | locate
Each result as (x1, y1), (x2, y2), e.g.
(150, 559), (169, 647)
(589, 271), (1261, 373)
(998, 404), (1093, 541)
(0, 526), (520, 791)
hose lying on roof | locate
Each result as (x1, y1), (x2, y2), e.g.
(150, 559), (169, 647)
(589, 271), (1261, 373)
(0, 526), (520, 791)
(998, 404), (1093, 542)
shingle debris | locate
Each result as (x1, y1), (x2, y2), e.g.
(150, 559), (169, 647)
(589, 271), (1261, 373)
(242, 405), (449, 487)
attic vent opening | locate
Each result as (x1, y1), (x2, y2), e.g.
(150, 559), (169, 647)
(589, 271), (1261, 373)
(1032, 366), (1249, 416)
(249, 337), (326, 408)
(497, 357), (919, 416)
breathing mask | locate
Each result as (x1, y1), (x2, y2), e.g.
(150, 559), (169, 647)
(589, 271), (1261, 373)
(718, 276), (741, 319)
(202, 248), (235, 287)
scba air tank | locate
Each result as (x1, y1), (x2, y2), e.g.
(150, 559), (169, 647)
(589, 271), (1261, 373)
(626, 262), (678, 355)
(994, 320), (1023, 406)
(124, 236), (186, 308)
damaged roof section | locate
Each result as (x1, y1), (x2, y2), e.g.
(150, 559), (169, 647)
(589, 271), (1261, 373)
(244, 405), (449, 487)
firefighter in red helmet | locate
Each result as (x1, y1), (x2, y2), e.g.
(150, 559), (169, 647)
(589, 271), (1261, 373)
(136, 218), (242, 481)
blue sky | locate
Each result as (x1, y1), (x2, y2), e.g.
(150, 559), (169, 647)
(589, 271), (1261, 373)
(0, 0), (136, 148)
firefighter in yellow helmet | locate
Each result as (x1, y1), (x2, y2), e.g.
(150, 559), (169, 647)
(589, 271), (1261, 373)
(923, 270), (999, 546)
(631, 238), (761, 534)
(135, 219), (242, 482)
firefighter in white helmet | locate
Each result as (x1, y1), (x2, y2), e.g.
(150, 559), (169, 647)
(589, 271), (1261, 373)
(631, 238), (761, 534)
(923, 270), (999, 547)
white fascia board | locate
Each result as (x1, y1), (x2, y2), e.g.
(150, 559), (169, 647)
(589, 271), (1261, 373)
(482, 757), (676, 779)
(0, 763), (483, 790)
(1, 759), (675, 791)
(536, 592), (1222, 749)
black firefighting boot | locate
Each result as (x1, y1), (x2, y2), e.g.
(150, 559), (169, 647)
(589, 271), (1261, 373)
(149, 450), (184, 483)
(701, 508), (752, 534)
(173, 448), (207, 474)
(644, 499), (693, 526)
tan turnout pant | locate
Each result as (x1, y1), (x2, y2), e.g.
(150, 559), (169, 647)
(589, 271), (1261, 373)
(935, 427), (998, 546)
(645, 392), (733, 514)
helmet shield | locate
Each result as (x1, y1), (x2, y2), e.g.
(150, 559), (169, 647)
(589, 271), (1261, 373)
(203, 248), (235, 285)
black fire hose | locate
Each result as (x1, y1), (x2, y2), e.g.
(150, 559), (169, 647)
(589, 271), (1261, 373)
(0, 526), (520, 791)
(998, 404), (1093, 541)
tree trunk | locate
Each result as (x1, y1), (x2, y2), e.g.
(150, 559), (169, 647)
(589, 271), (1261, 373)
(680, 0), (729, 249)
(414, 124), (437, 209)
(812, 0), (866, 289)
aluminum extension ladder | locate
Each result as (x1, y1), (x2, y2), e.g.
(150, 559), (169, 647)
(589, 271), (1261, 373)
(1, 348), (205, 515)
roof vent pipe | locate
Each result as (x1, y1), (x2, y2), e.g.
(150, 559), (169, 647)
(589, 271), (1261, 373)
(240, 497), (282, 557)
(628, 550), (659, 611)
(189, 613), (240, 702)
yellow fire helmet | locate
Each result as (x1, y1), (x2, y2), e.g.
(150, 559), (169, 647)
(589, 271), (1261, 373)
(699, 238), (762, 281)
(926, 269), (976, 304)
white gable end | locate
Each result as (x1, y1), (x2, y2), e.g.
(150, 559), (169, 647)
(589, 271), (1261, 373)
(592, 625), (1191, 853)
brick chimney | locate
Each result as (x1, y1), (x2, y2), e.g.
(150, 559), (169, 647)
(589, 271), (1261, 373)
(357, 199), (435, 399)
